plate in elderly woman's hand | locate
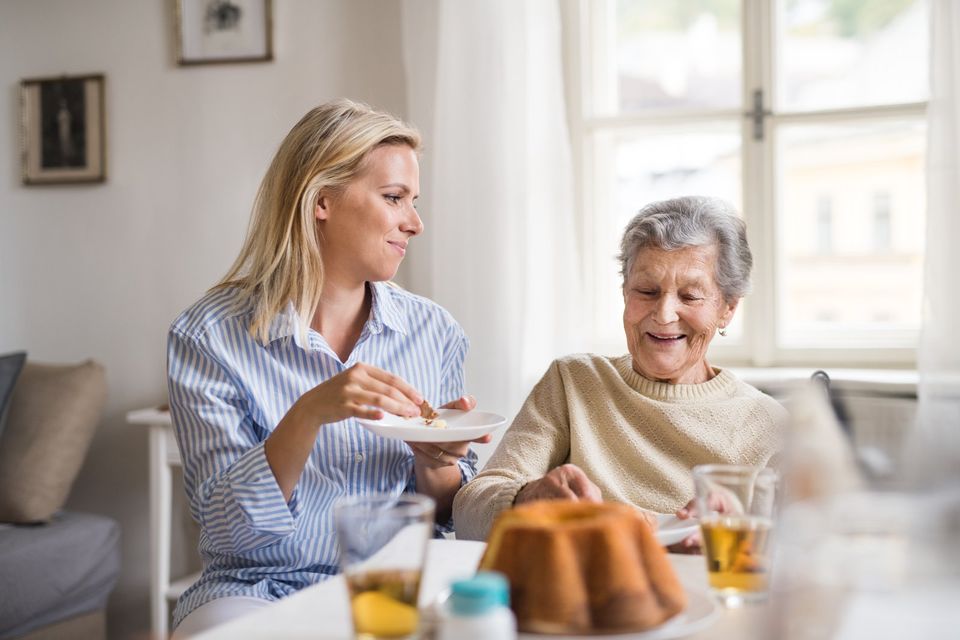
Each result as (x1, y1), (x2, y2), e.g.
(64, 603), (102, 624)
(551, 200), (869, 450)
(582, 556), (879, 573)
(655, 514), (700, 546)
(357, 409), (506, 443)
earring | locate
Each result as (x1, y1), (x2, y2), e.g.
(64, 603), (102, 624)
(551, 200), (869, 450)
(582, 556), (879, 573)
(718, 327), (727, 337)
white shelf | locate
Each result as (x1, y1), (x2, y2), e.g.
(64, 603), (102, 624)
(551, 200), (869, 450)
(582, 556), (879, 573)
(730, 367), (918, 396)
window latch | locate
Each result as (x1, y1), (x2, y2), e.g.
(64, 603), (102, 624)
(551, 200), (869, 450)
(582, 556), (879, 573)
(747, 89), (772, 141)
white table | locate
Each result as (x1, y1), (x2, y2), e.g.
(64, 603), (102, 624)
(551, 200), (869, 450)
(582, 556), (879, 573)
(127, 407), (200, 640)
(194, 539), (767, 640)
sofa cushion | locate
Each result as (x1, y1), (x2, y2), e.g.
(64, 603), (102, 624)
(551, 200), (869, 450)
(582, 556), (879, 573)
(0, 511), (121, 639)
(0, 352), (26, 440)
(0, 360), (106, 523)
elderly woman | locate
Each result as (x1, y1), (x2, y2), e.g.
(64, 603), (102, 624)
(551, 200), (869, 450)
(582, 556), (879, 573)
(452, 195), (786, 541)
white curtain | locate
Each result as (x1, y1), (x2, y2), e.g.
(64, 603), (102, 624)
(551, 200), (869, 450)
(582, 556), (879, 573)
(913, 0), (960, 487)
(401, 0), (585, 430)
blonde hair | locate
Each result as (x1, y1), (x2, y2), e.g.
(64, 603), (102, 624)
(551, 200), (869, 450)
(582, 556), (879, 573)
(214, 98), (421, 344)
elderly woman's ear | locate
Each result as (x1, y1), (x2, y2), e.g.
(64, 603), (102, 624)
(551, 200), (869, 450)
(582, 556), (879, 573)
(720, 297), (740, 327)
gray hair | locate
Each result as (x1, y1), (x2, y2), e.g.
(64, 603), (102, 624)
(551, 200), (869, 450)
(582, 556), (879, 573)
(618, 196), (752, 302)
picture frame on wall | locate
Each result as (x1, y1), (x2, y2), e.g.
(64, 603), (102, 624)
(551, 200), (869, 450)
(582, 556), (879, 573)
(20, 74), (106, 185)
(176, 0), (273, 65)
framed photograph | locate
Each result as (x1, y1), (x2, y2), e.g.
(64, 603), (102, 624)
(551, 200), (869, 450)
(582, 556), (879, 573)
(175, 0), (273, 65)
(20, 74), (106, 185)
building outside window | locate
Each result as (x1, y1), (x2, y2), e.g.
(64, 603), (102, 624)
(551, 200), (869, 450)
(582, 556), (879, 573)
(873, 190), (893, 252)
(816, 195), (833, 255)
(569, 0), (928, 366)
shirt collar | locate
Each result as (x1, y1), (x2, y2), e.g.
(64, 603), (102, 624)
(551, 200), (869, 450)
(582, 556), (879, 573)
(369, 281), (408, 336)
(263, 282), (408, 347)
(265, 302), (305, 348)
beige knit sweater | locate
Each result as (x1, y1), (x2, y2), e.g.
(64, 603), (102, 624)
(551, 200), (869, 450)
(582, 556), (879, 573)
(452, 353), (786, 541)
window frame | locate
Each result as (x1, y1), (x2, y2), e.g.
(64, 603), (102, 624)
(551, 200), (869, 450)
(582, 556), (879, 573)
(564, 0), (927, 368)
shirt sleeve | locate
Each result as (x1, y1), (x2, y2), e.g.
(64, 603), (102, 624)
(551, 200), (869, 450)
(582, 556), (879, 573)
(429, 317), (479, 533)
(439, 318), (479, 489)
(438, 319), (469, 407)
(167, 328), (300, 554)
(452, 360), (572, 540)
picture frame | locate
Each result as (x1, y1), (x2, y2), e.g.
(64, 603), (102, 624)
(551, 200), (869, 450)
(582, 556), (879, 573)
(20, 74), (106, 185)
(175, 0), (273, 66)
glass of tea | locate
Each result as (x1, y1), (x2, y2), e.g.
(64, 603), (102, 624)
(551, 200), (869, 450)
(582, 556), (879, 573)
(334, 493), (435, 639)
(693, 464), (779, 607)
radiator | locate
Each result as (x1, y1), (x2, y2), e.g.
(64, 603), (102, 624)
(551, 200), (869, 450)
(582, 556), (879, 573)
(839, 393), (917, 470)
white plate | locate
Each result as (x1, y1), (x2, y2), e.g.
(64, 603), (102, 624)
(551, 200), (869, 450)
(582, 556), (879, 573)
(655, 514), (699, 547)
(357, 409), (506, 443)
(518, 584), (718, 640)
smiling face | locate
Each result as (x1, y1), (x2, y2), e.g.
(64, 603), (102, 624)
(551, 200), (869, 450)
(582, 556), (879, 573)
(315, 144), (422, 286)
(622, 244), (738, 384)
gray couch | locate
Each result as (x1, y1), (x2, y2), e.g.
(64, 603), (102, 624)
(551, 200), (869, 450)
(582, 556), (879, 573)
(0, 512), (120, 639)
(0, 358), (121, 640)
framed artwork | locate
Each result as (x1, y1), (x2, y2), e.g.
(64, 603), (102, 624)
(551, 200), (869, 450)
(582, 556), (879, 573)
(175, 0), (273, 65)
(20, 74), (106, 185)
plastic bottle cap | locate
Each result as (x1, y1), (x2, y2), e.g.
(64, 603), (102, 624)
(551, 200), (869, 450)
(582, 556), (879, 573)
(449, 571), (510, 616)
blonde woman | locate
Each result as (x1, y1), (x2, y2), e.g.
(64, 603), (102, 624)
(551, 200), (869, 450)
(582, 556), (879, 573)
(167, 99), (486, 636)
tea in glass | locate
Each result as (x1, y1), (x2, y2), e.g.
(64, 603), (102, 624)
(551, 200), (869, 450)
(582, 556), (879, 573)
(700, 515), (773, 594)
(693, 464), (778, 607)
(346, 568), (422, 639)
(334, 494), (435, 639)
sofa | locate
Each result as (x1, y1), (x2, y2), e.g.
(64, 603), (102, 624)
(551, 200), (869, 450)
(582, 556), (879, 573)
(0, 354), (121, 640)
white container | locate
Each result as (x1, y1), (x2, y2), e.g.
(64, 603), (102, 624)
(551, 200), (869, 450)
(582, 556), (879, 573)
(437, 571), (516, 640)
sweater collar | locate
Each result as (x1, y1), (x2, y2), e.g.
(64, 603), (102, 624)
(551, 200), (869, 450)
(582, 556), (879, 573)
(613, 354), (737, 401)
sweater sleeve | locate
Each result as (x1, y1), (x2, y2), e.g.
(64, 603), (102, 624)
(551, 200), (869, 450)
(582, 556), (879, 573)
(452, 360), (572, 540)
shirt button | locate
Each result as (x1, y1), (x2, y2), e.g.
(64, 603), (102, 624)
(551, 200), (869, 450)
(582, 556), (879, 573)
(355, 453), (364, 463)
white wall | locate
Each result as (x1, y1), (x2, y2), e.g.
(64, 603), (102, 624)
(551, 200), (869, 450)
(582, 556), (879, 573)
(0, 1), (407, 636)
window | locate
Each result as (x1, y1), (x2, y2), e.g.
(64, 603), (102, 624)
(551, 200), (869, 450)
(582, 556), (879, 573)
(873, 191), (892, 252)
(816, 195), (833, 255)
(569, 0), (928, 366)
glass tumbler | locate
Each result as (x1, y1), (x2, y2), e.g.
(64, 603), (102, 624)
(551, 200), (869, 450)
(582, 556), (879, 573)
(693, 464), (779, 607)
(334, 493), (435, 639)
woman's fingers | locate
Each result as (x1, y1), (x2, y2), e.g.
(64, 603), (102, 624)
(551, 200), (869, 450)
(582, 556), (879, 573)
(302, 363), (432, 425)
(406, 442), (458, 467)
(350, 405), (385, 420)
(348, 389), (419, 418)
(421, 438), (474, 457)
(677, 498), (697, 520)
(361, 364), (423, 405)
(667, 532), (703, 555)
(516, 464), (602, 504)
(561, 465), (602, 502)
(347, 377), (420, 417)
(439, 394), (476, 411)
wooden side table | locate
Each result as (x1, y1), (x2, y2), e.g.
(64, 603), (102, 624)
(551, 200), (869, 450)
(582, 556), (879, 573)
(127, 407), (200, 639)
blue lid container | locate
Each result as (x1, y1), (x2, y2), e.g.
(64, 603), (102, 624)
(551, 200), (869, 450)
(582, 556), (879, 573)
(449, 571), (511, 616)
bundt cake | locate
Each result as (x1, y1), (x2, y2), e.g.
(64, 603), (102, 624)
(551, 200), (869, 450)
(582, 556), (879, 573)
(478, 500), (687, 634)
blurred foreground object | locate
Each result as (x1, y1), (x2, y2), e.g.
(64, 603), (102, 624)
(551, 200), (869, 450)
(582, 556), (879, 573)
(772, 380), (960, 639)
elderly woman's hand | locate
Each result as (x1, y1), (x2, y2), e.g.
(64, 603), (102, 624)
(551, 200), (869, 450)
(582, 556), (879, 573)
(669, 498), (703, 554)
(669, 488), (742, 554)
(515, 464), (602, 505)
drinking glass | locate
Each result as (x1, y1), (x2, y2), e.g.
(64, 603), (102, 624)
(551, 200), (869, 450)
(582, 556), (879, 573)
(693, 464), (779, 607)
(334, 493), (435, 639)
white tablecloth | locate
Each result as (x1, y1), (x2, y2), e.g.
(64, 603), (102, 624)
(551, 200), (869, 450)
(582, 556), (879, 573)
(193, 539), (747, 640)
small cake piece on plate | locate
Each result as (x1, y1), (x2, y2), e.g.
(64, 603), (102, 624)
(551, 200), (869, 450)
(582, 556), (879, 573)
(419, 401), (446, 428)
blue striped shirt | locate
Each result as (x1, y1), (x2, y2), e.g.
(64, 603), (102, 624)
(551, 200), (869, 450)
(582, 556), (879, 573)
(166, 281), (476, 626)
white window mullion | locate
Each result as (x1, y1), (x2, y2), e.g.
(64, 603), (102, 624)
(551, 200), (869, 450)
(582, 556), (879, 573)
(741, 0), (775, 366)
